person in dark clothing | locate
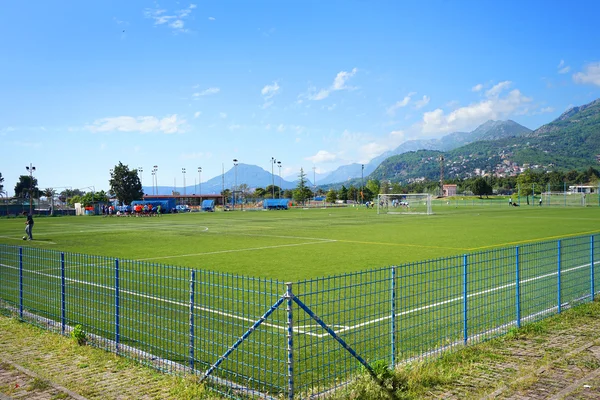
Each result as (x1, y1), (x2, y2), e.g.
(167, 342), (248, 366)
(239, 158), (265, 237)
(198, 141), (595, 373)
(25, 213), (34, 240)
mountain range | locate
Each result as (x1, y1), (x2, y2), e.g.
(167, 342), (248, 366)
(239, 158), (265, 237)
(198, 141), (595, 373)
(144, 98), (600, 195)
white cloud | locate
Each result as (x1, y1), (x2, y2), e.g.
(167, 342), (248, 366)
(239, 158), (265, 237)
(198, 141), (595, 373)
(144, 4), (196, 32)
(219, 112), (227, 119)
(332, 68), (358, 90)
(573, 62), (600, 86)
(306, 150), (337, 163)
(420, 86), (531, 135)
(261, 82), (280, 98)
(386, 92), (416, 116)
(305, 68), (358, 101)
(85, 115), (185, 134)
(414, 95), (430, 109)
(485, 81), (511, 98)
(261, 81), (280, 108)
(193, 87), (220, 97)
(539, 106), (555, 114)
(208, 17), (215, 21)
(228, 124), (242, 131)
(472, 84), (483, 92)
(194, 111), (201, 118)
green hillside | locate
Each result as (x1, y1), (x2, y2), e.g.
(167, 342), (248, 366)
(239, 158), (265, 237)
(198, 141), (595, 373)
(371, 99), (600, 183)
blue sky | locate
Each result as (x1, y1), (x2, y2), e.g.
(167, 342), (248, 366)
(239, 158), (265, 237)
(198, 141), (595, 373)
(1, 0), (599, 196)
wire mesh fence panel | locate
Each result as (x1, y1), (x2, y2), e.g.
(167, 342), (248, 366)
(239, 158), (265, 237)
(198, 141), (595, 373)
(0, 246), (23, 308)
(395, 257), (464, 361)
(518, 240), (561, 322)
(292, 268), (393, 397)
(466, 248), (517, 343)
(2, 232), (600, 399)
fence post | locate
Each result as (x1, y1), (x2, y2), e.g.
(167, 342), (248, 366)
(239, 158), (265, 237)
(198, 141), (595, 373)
(286, 282), (294, 400)
(557, 240), (562, 314)
(463, 254), (468, 345)
(189, 270), (196, 371)
(61, 252), (66, 334)
(19, 247), (23, 319)
(516, 246), (521, 328)
(591, 236), (595, 300)
(115, 259), (120, 351)
(391, 266), (396, 368)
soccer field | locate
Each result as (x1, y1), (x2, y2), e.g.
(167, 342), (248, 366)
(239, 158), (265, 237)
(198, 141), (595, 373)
(0, 205), (599, 281)
(2, 204), (600, 397)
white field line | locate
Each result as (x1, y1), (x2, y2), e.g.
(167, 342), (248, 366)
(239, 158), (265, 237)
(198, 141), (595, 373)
(0, 262), (321, 337)
(1, 260), (596, 339)
(0, 236), (57, 245)
(136, 240), (337, 261)
(331, 261), (598, 337)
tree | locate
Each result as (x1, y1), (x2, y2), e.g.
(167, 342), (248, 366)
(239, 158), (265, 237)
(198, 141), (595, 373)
(59, 189), (84, 203)
(254, 187), (266, 198)
(471, 177), (493, 198)
(0, 172), (4, 194)
(109, 162), (143, 205)
(348, 185), (358, 202)
(43, 188), (57, 215)
(293, 168), (313, 205)
(325, 189), (338, 203)
(366, 180), (380, 198)
(14, 175), (39, 199)
(516, 170), (536, 205)
(339, 185), (348, 201)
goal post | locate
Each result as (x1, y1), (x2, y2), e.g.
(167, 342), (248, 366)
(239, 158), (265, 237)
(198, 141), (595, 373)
(377, 193), (433, 215)
(542, 192), (587, 207)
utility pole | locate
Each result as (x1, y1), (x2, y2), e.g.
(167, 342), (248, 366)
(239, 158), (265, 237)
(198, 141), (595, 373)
(271, 157), (276, 199)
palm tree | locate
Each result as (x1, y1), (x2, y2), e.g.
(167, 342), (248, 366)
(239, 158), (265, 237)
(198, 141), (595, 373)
(43, 188), (56, 215)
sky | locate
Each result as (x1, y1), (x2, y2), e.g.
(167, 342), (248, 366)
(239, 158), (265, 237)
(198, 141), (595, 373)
(1, 0), (600, 196)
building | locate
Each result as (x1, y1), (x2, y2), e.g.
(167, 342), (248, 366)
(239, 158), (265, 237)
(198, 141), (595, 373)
(442, 184), (457, 197)
(568, 185), (597, 194)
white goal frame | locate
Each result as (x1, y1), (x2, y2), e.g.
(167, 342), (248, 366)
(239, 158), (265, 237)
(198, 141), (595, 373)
(541, 192), (587, 207)
(376, 193), (433, 215)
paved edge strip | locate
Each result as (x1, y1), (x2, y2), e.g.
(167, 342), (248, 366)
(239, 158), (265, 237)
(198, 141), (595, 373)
(0, 356), (88, 400)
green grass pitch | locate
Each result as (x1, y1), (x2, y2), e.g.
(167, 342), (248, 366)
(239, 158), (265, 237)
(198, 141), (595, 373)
(1, 204), (599, 281)
(1, 202), (600, 395)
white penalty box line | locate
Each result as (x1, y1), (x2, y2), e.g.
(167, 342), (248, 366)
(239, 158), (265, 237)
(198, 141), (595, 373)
(1, 260), (597, 339)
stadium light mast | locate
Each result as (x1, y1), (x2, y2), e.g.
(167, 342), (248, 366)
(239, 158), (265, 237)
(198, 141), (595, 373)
(233, 159), (238, 210)
(198, 167), (202, 202)
(182, 168), (186, 196)
(313, 166), (316, 200)
(271, 157), (276, 199)
(277, 161), (282, 199)
(439, 155), (444, 197)
(361, 164), (364, 203)
(137, 167), (143, 188)
(25, 163), (36, 215)
(152, 165), (158, 196)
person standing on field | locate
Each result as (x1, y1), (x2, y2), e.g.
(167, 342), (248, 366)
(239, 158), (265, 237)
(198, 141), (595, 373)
(25, 212), (34, 240)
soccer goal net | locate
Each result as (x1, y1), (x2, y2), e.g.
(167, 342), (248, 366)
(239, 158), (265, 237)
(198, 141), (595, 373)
(542, 192), (587, 207)
(377, 194), (433, 215)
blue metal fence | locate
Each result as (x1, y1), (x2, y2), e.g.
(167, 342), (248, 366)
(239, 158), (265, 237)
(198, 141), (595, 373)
(1, 233), (599, 398)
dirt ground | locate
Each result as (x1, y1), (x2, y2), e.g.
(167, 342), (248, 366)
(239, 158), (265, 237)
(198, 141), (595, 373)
(1, 302), (600, 399)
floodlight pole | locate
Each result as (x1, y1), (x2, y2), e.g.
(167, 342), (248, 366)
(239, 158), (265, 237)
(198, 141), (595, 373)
(361, 164), (364, 203)
(198, 167), (202, 203)
(233, 159), (238, 210)
(182, 168), (186, 196)
(25, 163), (36, 215)
(271, 157), (276, 199)
(313, 166), (316, 201)
(153, 165), (158, 196)
(138, 167), (143, 188)
(277, 161), (282, 199)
